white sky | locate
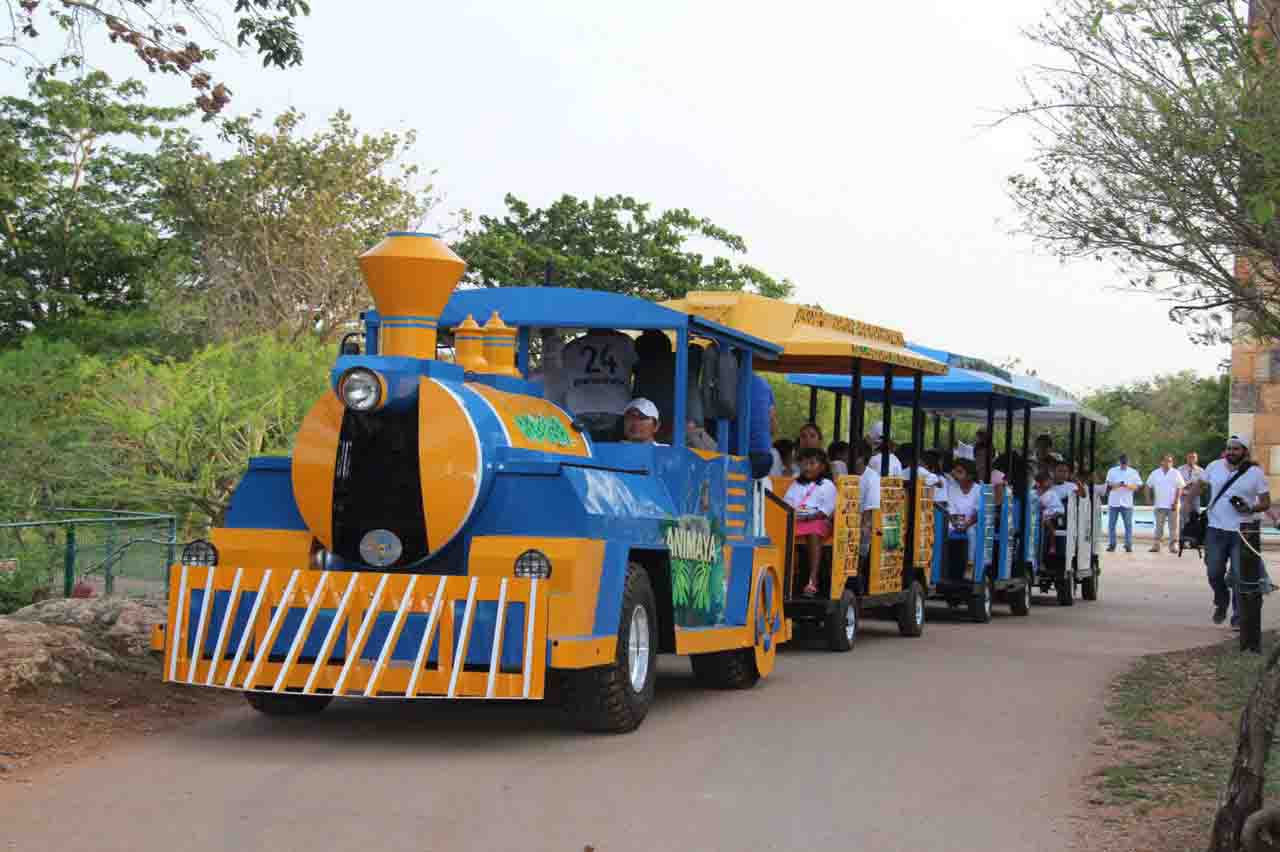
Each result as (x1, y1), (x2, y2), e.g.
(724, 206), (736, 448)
(8, 0), (1230, 394)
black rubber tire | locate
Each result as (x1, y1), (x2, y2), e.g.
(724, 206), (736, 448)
(690, 647), (760, 689)
(825, 589), (857, 651)
(969, 576), (993, 623)
(243, 691), (332, 716)
(1057, 568), (1075, 607)
(1081, 571), (1099, 601)
(1009, 578), (1031, 616)
(897, 581), (925, 637)
(563, 562), (658, 733)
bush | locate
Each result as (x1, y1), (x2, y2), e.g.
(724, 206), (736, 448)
(79, 332), (332, 531)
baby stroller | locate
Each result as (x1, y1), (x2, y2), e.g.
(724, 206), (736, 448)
(1178, 508), (1206, 557)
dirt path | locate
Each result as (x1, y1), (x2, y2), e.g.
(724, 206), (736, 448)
(0, 549), (1262, 852)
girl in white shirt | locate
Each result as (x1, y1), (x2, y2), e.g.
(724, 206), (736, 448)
(785, 448), (838, 597)
(946, 458), (982, 566)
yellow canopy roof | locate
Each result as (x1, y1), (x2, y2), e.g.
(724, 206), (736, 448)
(660, 292), (947, 376)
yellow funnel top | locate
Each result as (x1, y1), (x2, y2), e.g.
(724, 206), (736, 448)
(358, 232), (465, 359)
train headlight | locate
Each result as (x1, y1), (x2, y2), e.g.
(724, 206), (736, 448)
(338, 368), (383, 412)
(514, 549), (552, 579)
(181, 539), (218, 568)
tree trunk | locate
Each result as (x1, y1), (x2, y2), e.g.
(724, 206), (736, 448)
(1208, 642), (1280, 851)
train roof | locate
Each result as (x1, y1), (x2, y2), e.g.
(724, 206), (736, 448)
(437, 286), (782, 359)
(786, 357), (1050, 412)
(658, 292), (947, 376)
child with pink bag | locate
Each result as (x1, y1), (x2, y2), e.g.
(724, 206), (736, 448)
(786, 447), (838, 597)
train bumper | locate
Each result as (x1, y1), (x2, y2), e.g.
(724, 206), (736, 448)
(164, 565), (549, 700)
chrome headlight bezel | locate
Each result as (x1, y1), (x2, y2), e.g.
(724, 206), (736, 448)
(337, 367), (384, 412)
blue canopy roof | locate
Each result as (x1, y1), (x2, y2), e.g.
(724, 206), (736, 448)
(787, 366), (1049, 412)
(438, 287), (781, 358)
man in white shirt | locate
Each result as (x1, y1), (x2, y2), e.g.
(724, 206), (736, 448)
(857, 441), (881, 558)
(1177, 450), (1205, 537)
(561, 329), (638, 420)
(1204, 435), (1272, 625)
(1105, 454), (1143, 553)
(868, 423), (903, 477)
(1145, 454), (1186, 553)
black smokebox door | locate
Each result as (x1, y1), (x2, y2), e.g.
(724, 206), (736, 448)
(331, 401), (429, 568)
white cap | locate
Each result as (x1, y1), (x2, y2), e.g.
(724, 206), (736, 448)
(1228, 434), (1250, 450)
(870, 423), (884, 441)
(955, 442), (975, 460)
(624, 398), (660, 421)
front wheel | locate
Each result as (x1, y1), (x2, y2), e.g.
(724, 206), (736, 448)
(563, 562), (657, 733)
(1081, 571), (1099, 601)
(244, 692), (332, 716)
(826, 589), (858, 651)
(897, 580), (925, 637)
(969, 576), (993, 623)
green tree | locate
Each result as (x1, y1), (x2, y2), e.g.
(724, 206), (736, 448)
(1083, 369), (1229, 474)
(0, 72), (194, 348)
(1003, 0), (1280, 344)
(163, 108), (433, 340)
(454, 193), (794, 301)
(5, 0), (309, 117)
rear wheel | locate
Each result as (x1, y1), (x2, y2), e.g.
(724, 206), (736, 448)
(1057, 568), (1076, 607)
(244, 692), (332, 716)
(1009, 578), (1031, 616)
(897, 581), (925, 637)
(969, 576), (993, 623)
(563, 562), (657, 733)
(826, 589), (857, 651)
(1081, 571), (1099, 601)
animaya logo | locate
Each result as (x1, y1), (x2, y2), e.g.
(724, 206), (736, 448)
(514, 414), (573, 447)
(662, 516), (728, 628)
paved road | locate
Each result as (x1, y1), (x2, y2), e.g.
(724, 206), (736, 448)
(2, 549), (1271, 852)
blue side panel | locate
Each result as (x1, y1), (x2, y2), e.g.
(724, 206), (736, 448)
(592, 541), (632, 635)
(223, 457), (307, 531)
(724, 545), (754, 626)
(450, 601), (527, 670)
(187, 589), (256, 658)
(994, 494), (1013, 581)
(267, 608), (348, 659)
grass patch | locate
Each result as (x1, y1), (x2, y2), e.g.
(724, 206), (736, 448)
(1086, 632), (1278, 851)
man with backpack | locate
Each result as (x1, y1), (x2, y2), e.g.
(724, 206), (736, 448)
(1203, 435), (1272, 626)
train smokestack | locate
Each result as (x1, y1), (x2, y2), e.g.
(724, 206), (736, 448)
(358, 232), (465, 360)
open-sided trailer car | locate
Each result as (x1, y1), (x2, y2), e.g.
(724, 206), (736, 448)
(661, 292), (948, 650)
(787, 345), (1050, 623)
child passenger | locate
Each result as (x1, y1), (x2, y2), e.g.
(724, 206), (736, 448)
(1036, 470), (1064, 557)
(946, 458), (981, 566)
(785, 447), (837, 597)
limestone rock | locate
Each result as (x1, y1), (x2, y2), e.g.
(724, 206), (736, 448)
(9, 598), (163, 657)
(0, 619), (115, 693)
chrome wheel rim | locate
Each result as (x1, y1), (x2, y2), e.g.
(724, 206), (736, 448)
(845, 603), (857, 643)
(914, 593), (924, 627)
(628, 605), (650, 693)
(983, 584), (992, 618)
(1024, 583), (1032, 608)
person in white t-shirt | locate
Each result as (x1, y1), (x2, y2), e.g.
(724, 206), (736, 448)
(1204, 435), (1272, 626)
(1145, 454), (1186, 554)
(786, 448), (838, 597)
(561, 330), (638, 433)
(856, 440), (881, 558)
(868, 423), (903, 477)
(1105, 454), (1143, 553)
(946, 458), (982, 566)
(1036, 470), (1065, 557)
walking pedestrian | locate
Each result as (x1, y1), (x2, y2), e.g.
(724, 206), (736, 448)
(1105, 454), (1142, 553)
(1145, 454), (1186, 553)
(1203, 435), (1272, 626)
(1177, 450), (1206, 542)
